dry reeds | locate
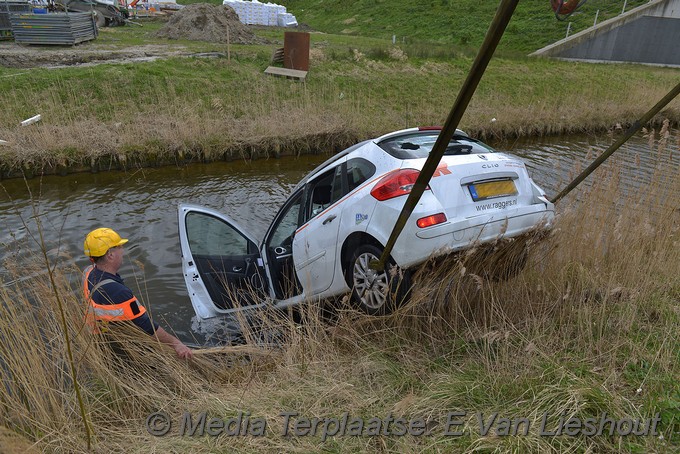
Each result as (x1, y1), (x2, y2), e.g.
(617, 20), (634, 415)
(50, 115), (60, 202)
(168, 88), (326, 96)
(0, 128), (677, 452)
(0, 56), (678, 177)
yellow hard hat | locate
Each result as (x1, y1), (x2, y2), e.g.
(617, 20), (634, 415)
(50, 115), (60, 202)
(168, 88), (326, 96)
(84, 228), (128, 257)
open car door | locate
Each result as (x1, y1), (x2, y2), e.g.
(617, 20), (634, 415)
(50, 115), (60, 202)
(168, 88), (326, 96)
(178, 203), (269, 319)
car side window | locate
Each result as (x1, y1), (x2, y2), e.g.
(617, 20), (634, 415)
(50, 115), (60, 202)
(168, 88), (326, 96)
(186, 212), (250, 256)
(268, 192), (303, 248)
(346, 158), (376, 193)
(308, 166), (343, 220)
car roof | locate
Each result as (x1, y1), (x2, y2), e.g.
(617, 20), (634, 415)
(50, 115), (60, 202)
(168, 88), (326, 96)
(292, 128), (471, 191)
(374, 127), (468, 142)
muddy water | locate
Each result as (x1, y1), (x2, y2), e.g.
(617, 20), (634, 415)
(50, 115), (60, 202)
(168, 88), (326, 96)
(0, 132), (675, 343)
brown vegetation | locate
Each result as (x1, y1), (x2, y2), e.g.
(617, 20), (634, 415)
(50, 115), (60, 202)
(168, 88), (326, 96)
(0, 127), (677, 452)
(1, 45), (678, 179)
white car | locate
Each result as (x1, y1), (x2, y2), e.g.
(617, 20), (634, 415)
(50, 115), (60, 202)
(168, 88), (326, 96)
(178, 127), (554, 319)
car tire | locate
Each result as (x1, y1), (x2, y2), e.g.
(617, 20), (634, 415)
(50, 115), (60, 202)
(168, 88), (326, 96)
(345, 244), (411, 315)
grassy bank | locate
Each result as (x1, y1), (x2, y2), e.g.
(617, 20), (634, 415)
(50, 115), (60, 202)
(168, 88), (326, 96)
(0, 127), (678, 452)
(1, 21), (678, 178)
(283, 0), (650, 54)
(179, 0), (650, 54)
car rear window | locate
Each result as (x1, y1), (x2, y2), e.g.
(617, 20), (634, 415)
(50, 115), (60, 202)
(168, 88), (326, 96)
(378, 132), (495, 159)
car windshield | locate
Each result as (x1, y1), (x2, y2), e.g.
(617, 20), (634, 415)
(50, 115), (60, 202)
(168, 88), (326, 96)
(378, 133), (495, 159)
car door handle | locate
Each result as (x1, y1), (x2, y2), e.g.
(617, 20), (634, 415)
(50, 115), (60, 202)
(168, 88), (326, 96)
(323, 215), (337, 225)
(232, 266), (243, 272)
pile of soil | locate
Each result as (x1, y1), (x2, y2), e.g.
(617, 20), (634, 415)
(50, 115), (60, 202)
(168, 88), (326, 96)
(155, 4), (263, 44)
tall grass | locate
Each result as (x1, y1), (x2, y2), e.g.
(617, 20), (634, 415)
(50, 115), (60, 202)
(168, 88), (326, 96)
(0, 52), (678, 177)
(0, 128), (678, 452)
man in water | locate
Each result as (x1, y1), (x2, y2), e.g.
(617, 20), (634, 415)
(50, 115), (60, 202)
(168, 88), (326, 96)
(83, 227), (193, 359)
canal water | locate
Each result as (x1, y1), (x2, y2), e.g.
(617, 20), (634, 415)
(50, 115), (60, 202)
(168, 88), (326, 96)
(0, 131), (677, 343)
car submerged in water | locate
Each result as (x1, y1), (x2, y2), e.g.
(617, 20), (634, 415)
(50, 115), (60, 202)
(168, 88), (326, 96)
(178, 127), (555, 319)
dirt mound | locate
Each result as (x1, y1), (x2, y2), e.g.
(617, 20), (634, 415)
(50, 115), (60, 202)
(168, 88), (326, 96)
(155, 3), (263, 44)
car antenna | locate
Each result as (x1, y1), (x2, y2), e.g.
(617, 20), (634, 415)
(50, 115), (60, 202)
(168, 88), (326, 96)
(551, 82), (680, 204)
(372, 0), (520, 272)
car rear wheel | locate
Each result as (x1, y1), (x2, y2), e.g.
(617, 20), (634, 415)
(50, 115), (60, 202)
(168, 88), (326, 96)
(345, 244), (410, 315)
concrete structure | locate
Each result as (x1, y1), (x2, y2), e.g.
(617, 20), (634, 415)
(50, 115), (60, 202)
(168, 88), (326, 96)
(531, 0), (680, 67)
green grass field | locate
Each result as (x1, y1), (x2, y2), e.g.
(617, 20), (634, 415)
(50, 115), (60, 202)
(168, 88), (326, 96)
(0, 24), (677, 174)
(178, 0), (650, 54)
(1, 1), (678, 175)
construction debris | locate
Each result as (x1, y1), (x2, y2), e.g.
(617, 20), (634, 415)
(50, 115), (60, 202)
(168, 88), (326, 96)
(20, 114), (41, 126)
(0, 0), (31, 39)
(155, 3), (263, 44)
(10, 12), (98, 46)
(223, 0), (297, 27)
(264, 66), (307, 81)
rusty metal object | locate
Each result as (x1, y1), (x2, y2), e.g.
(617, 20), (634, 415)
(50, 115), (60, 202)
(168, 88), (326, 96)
(283, 31), (309, 71)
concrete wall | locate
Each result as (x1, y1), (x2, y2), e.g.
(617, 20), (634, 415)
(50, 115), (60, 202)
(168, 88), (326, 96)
(649, 0), (680, 18)
(532, 0), (680, 66)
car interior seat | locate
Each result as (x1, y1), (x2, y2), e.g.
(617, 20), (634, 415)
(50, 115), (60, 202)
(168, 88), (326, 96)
(311, 184), (332, 217)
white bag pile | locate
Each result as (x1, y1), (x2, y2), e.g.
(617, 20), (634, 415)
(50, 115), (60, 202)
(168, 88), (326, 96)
(222, 0), (298, 27)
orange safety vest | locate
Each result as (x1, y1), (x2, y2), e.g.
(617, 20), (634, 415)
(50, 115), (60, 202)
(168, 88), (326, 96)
(82, 265), (147, 330)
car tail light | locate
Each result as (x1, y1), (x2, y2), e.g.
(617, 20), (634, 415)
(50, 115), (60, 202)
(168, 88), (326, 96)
(371, 169), (429, 201)
(417, 213), (447, 228)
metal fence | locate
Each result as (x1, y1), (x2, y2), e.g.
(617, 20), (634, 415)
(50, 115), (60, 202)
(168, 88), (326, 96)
(9, 12), (98, 45)
(0, 1), (30, 36)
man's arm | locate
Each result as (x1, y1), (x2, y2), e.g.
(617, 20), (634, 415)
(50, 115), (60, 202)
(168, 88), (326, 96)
(154, 326), (194, 359)
(129, 311), (193, 359)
